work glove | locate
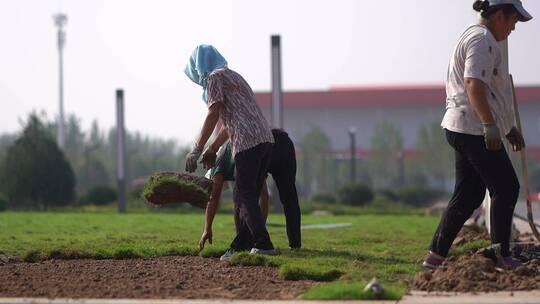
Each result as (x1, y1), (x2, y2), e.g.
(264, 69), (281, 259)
(482, 123), (502, 151)
(506, 126), (526, 152)
(200, 146), (217, 170)
(185, 143), (203, 173)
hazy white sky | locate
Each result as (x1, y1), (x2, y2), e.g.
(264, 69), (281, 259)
(1, 0), (539, 145)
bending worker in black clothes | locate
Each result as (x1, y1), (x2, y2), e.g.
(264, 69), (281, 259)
(198, 129), (302, 252)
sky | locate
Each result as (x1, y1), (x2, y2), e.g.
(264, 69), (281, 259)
(0, 0), (539, 145)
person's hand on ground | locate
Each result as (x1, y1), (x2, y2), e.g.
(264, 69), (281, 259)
(200, 147), (217, 170)
(482, 123), (502, 151)
(198, 229), (212, 251)
(185, 143), (203, 172)
(506, 126), (526, 151)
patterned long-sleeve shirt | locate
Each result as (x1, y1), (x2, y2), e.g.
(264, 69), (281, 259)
(206, 67), (274, 157)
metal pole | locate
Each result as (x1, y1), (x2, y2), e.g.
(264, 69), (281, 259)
(271, 35), (283, 129)
(349, 127), (356, 183)
(116, 89), (126, 214)
(397, 151), (405, 187)
(302, 146), (310, 197)
(85, 148), (90, 192)
(53, 14), (67, 149)
(84, 144), (100, 192)
(510, 75), (540, 241)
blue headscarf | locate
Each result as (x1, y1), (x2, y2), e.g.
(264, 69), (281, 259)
(184, 44), (228, 103)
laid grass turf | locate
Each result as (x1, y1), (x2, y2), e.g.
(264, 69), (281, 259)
(0, 210), (441, 300)
(448, 239), (491, 257)
(302, 281), (402, 300)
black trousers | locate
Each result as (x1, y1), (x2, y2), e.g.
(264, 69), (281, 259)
(268, 129), (302, 248)
(230, 142), (274, 251)
(430, 130), (519, 257)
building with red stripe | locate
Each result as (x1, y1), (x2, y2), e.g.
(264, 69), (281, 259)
(255, 84), (540, 159)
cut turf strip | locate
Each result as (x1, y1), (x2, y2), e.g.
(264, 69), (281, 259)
(142, 172), (213, 209)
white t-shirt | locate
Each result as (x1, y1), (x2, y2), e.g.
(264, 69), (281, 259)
(441, 24), (514, 136)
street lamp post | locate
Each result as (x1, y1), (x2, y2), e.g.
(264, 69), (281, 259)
(271, 35), (283, 129)
(397, 151), (405, 187)
(116, 89), (127, 214)
(53, 13), (67, 149)
(349, 127), (356, 183)
(84, 144), (100, 193)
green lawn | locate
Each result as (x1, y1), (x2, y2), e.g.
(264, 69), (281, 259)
(0, 210), (440, 300)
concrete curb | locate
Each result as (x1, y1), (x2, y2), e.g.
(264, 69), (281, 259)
(2, 292), (540, 304)
(0, 300), (393, 304)
(400, 290), (540, 303)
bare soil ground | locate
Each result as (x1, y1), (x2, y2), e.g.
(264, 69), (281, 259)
(0, 256), (313, 299)
(413, 250), (540, 292)
(451, 225), (489, 246)
(413, 225), (540, 292)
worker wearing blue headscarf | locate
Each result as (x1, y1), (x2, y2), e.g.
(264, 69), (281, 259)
(184, 44), (228, 103)
(182, 44), (276, 261)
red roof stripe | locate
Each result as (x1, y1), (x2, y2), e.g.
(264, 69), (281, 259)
(255, 84), (540, 108)
(330, 147), (540, 161)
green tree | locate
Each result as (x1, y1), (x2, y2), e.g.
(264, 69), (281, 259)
(0, 134), (16, 163)
(369, 121), (404, 188)
(46, 114), (87, 193)
(416, 122), (453, 188)
(301, 127), (331, 196)
(0, 114), (75, 210)
(2, 112), (188, 206)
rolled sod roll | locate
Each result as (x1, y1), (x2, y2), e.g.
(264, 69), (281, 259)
(142, 172), (213, 209)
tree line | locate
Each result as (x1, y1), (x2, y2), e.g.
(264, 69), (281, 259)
(0, 112), (188, 210)
(297, 121), (455, 197)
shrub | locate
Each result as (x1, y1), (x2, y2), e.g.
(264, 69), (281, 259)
(0, 193), (7, 211)
(129, 185), (144, 200)
(0, 114), (75, 210)
(81, 186), (117, 205)
(376, 188), (399, 201)
(397, 186), (445, 207)
(311, 193), (336, 204)
(337, 184), (374, 206)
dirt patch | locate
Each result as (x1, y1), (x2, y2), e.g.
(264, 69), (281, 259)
(0, 256), (313, 299)
(452, 225), (489, 246)
(413, 249), (540, 292)
(414, 223), (540, 293)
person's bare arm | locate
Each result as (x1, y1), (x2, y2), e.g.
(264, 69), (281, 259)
(464, 78), (494, 124)
(209, 126), (229, 152)
(465, 78), (501, 150)
(195, 103), (222, 149)
(199, 173), (225, 250)
(185, 103), (223, 172)
(259, 181), (269, 223)
(201, 125), (229, 169)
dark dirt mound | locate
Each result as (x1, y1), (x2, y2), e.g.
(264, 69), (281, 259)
(414, 223), (540, 293)
(413, 245), (540, 292)
(0, 256), (313, 299)
(452, 225), (489, 246)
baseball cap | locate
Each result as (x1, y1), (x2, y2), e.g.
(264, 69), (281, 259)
(486, 0), (533, 22)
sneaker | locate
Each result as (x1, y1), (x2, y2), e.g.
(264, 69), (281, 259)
(250, 248), (276, 255)
(502, 256), (522, 269)
(422, 252), (446, 270)
(220, 248), (234, 261)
